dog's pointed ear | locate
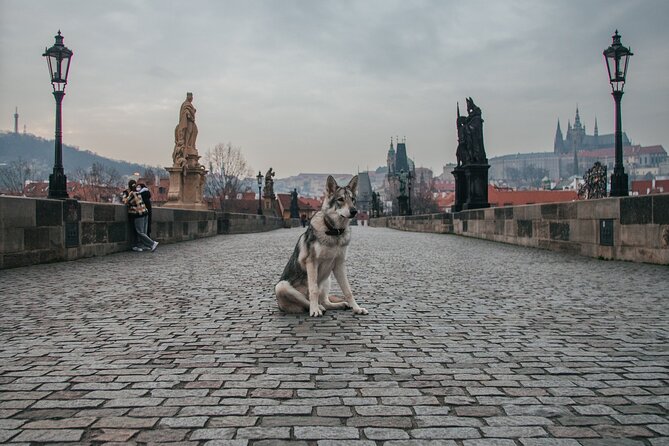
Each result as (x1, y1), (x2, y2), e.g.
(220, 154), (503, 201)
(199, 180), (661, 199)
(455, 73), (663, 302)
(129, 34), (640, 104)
(347, 175), (358, 195)
(326, 175), (338, 196)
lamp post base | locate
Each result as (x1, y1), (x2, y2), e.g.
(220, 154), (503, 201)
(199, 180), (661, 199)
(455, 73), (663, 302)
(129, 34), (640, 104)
(48, 169), (68, 199)
(610, 168), (629, 197)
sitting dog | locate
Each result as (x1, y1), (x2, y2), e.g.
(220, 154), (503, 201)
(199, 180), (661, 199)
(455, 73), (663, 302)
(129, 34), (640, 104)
(275, 175), (368, 317)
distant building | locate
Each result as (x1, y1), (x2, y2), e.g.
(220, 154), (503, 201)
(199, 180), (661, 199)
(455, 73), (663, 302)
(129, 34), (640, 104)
(489, 107), (666, 183)
(631, 179), (669, 195)
(437, 185), (577, 210)
(554, 107), (630, 154)
(276, 193), (321, 221)
(384, 137), (416, 214)
(356, 171), (373, 214)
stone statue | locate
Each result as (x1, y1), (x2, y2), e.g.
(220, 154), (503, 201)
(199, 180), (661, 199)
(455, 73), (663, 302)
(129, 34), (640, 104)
(578, 161), (607, 200)
(172, 92), (198, 167)
(455, 103), (469, 166)
(265, 167), (275, 198)
(290, 188), (299, 218)
(456, 97), (487, 166)
(165, 92), (207, 210)
(465, 97), (486, 164)
(399, 170), (407, 196)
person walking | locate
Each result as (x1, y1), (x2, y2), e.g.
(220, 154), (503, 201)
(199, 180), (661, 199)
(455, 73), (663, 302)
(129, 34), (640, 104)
(122, 179), (158, 252)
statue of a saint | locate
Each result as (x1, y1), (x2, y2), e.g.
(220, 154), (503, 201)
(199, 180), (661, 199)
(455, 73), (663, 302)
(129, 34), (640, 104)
(265, 167), (275, 198)
(399, 170), (407, 197)
(465, 97), (485, 164)
(290, 188), (299, 218)
(172, 92), (198, 166)
(455, 103), (469, 166)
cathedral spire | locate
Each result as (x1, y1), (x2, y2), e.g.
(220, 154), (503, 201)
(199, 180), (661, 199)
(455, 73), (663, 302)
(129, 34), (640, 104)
(574, 106), (582, 129)
(554, 119), (565, 154)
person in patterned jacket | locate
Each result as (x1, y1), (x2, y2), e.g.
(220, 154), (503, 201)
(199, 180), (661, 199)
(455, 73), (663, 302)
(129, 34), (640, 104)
(122, 179), (158, 252)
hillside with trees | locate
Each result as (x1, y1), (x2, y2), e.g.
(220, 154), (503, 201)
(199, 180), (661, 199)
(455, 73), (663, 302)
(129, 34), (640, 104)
(0, 132), (162, 180)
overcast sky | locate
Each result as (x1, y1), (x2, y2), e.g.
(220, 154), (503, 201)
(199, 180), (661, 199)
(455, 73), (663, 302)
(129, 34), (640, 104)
(1, 0), (668, 177)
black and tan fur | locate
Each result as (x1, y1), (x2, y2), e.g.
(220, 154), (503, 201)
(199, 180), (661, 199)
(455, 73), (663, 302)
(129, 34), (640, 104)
(275, 175), (368, 317)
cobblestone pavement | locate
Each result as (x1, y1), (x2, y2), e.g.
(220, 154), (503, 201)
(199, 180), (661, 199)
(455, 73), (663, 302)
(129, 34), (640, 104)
(0, 227), (668, 446)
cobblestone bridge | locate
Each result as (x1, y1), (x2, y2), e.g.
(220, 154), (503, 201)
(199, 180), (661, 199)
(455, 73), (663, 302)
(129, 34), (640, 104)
(0, 227), (667, 445)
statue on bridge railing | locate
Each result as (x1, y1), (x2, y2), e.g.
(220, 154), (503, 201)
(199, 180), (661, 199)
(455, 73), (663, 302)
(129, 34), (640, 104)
(456, 97), (487, 166)
(452, 97), (490, 211)
(578, 161), (607, 200)
(264, 167), (275, 199)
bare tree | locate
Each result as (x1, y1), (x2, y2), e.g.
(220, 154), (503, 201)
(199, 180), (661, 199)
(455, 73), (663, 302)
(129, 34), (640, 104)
(141, 167), (168, 186)
(71, 163), (124, 202)
(72, 163), (124, 188)
(203, 142), (253, 201)
(412, 177), (439, 214)
(0, 159), (35, 195)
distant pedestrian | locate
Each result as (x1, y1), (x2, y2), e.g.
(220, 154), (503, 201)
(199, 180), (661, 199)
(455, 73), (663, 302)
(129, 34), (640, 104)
(137, 183), (153, 237)
(300, 214), (307, 228)
(122, 179), (158, 253)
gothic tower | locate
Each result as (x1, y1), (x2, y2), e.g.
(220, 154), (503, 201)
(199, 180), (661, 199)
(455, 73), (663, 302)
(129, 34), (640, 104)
(386, 138), (396, 174)
(554, 119), (565, 154)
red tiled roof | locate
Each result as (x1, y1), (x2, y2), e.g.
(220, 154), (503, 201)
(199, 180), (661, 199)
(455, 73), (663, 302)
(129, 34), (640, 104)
(631, 179), (669, 195)
(579, 144), (666, 159)
(299, 197), (321, 211)
(488, 185), (577, 206)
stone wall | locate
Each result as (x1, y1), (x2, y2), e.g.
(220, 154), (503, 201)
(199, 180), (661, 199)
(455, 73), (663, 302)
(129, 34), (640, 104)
(369, 213), (454, 234)
(0, 196), (286, 269)
(369, 194), (669, 265)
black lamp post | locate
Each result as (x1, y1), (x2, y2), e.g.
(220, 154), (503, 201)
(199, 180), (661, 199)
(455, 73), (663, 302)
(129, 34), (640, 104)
(603, 30), (633, 197)
(256, 171), (263, 215)
(43, 31), (73, 199)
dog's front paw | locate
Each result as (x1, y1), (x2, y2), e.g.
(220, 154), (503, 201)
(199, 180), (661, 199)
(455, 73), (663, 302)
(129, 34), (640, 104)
(353, 306), (368, 315)
(310, 305), (323, 317)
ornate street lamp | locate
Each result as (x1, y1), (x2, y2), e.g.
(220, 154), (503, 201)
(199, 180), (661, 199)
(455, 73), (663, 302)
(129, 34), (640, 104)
(43, 31), (73, 199)
(256, 171), (263, 215)
(603, 30), (633, 197)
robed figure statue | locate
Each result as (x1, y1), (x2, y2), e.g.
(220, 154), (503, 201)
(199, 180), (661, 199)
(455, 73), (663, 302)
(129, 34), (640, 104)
(172, 92), (199, 167)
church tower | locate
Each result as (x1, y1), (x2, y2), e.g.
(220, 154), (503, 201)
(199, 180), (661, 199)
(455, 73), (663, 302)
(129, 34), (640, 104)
(386, 138), (396, 174)
(554, 119), (565, 154)
(394, 138), (410, 174)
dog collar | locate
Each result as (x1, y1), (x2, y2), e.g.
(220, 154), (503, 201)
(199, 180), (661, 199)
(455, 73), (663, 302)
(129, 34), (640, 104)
(323, 217), (346, 236)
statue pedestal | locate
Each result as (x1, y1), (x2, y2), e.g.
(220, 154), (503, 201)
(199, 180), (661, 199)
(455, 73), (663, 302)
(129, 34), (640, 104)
(451, 167), (466, 212)
(462, 163), (490, 210)
(398, 195), (410, 216)
(164, 161), (208, 211)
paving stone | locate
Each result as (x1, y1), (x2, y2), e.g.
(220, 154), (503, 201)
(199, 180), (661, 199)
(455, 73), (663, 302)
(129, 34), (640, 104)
(520, 440), (580, 446)
(463, 441), (516, 446)
(295, 426), (360, 439)
(203, 441), (248, 446)
(236, 427), (291, 439)
(208, 416), (258, 427)
(364, 427), (411, 440)
(13, 429), (84, 442)
(415, 416), (482, 428)
(93, 416), (159, 429)
(92, 428), (138, 442)
(134, 428), (189, 442)
(481, 426), (547, 437)
(410, 427), (481, 439)
(0, 430), (19, 442)
(23, 416), (97, 429)
(190, 428), (236, 440)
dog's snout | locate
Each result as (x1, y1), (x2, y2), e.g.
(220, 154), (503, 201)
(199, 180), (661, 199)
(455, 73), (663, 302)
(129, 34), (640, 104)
(350, 207), (357, 217)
